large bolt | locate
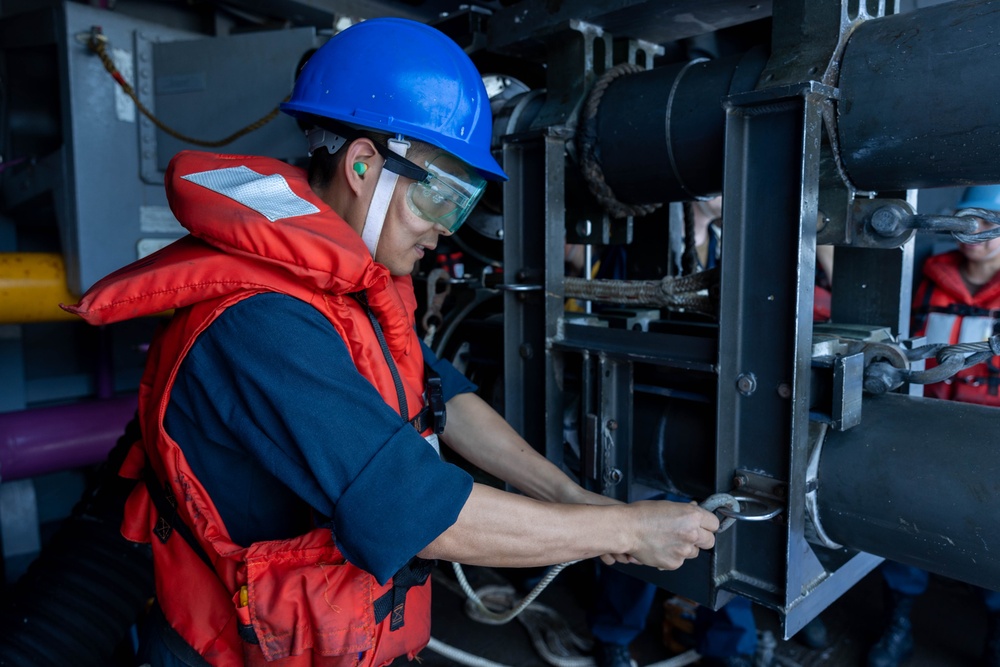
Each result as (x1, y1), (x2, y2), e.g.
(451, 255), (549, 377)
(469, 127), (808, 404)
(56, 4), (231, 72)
(736, 372), (758, 396)
(870, 206), (904, 237)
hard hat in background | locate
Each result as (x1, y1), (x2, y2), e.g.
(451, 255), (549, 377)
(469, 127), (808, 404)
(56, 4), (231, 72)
(958, 185), (1000, 211)
(280, 17), (507, 182)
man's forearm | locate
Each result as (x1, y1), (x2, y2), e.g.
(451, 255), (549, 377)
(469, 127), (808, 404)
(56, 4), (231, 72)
(417, 483), (628, 566)
(417, 483), (718, 571)
(440, 392), (592, 503)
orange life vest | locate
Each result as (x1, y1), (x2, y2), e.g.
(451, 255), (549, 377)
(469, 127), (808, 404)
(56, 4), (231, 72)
(64, 151), (434, 666)
(912, 250), (1000, 406)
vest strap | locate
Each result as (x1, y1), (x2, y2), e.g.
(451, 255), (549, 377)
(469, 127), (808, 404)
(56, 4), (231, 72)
(354, 291), (409, 420)
(372, 557), (435, 631)
(143, 467), (216, 572)
(143, 468), (262, 645)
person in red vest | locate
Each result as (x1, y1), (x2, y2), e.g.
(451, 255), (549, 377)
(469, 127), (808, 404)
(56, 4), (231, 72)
(867, 185), (1000, 667)
(64, 18), (718, 667)
(912, 186), (1000, 404)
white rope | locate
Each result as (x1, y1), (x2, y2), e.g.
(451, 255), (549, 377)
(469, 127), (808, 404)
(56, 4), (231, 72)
(453, 560), (579, 625)
(642, 649), (702, 667)
(431, 562), (705, 667)
(426, 637), (515, 667)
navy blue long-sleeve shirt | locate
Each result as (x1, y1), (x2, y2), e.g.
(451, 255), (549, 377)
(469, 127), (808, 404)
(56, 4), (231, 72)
(164, 292), (475, 584)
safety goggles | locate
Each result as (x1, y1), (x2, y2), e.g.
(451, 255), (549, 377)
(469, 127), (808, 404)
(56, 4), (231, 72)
(374, 149), (486, 233)
(307, 118), (487, 233)
(402, 154), (487, 233)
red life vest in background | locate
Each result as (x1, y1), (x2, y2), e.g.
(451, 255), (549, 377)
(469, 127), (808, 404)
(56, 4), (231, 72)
(64, 151), (433, 666)
(912, 250), (1000, 406)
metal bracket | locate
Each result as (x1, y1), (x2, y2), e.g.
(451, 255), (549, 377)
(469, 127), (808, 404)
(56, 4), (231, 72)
(732, 470), (787, 514)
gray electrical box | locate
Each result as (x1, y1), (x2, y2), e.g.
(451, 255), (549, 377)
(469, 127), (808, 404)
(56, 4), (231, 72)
(149, 27), (321, 175)
(0, 1), (321, 295)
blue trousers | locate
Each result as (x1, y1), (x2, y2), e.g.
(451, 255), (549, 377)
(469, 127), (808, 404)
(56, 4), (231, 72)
(588, 562), (757, 659)
(882, 561), (1000, 612)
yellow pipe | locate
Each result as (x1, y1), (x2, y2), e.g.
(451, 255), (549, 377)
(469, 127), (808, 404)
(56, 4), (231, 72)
(0, 253), (80, 323)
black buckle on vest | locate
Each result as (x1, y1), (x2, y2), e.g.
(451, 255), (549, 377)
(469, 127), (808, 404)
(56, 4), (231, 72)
(409, 407), (431, 434)
(409, 378), (447, 436)
(373, 558), (435, 631)
(427, 376), (446, 435)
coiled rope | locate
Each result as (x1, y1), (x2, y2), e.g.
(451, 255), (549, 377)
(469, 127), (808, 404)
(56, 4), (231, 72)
(430, 492), (752, 666)
(577, 63), (663, 219)
(433, 563), (705, 667)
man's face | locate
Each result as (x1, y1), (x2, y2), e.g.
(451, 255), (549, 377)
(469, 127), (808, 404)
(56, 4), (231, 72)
(374, 181), (451, 276)
(371, 147), (486, 276)
(959, 216), (1000, 264)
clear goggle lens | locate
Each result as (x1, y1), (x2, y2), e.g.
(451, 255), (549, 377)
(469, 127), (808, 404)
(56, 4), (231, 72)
(405, 154), (487, 233)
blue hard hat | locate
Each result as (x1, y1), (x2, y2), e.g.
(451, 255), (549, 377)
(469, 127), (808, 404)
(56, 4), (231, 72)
(281, 18), (507, 182)
(958, 185), (1000, 211)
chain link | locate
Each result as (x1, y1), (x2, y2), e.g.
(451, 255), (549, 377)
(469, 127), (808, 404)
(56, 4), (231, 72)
(878, 206), (1000, 244)
(862, 335), (1000, 394)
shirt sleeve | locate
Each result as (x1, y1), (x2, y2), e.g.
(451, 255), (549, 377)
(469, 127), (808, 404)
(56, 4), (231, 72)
(419, 339), (477, 401)
(166, 293), (473, 584)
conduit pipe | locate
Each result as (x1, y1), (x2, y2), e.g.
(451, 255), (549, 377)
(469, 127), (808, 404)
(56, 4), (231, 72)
(0, 396), (137, 481)
(0, 253), (79, 323)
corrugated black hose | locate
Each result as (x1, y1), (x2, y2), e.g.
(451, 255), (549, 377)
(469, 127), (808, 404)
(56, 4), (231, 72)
(0, 414), (154, 667)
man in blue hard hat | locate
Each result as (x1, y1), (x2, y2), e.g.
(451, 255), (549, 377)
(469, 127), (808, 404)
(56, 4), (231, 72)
(67, 18), (719, 667)
(867, 185), (1000, 667)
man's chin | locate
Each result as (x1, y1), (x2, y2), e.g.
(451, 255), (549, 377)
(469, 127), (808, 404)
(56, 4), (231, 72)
(385, 261), (419, 277)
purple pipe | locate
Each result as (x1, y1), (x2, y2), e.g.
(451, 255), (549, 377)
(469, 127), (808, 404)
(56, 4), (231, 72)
(0, 396), (138, 481)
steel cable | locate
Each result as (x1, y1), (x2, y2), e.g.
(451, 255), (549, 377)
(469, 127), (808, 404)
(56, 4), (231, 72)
(86, 28), (281, 148)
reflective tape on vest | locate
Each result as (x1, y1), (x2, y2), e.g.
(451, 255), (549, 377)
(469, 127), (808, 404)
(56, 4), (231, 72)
(182, 166), (320, 222)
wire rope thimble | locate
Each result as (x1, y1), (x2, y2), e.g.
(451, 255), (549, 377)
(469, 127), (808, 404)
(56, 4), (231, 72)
(700, 493), (742, 533)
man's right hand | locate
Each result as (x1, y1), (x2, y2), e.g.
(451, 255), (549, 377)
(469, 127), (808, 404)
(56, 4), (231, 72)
(612, 500), (720, 570)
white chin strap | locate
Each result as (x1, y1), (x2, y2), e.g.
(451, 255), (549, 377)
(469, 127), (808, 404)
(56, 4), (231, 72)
(361, 136), (409, 258)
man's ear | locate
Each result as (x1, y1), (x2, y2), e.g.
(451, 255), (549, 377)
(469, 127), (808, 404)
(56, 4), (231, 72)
(343, 138), (379, 195)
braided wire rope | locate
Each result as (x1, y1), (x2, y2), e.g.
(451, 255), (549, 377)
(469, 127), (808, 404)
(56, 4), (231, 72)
(564, 268), (719, 316)
(863, 335), (1000, 394)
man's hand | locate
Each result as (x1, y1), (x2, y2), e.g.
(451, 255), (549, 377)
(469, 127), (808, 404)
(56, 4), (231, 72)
(614, 500), (720, 570)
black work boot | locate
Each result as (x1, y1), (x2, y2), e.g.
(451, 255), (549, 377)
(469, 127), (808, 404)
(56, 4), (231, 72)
(866, 590), (916, 667)
(982, 612), (1000, 667)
